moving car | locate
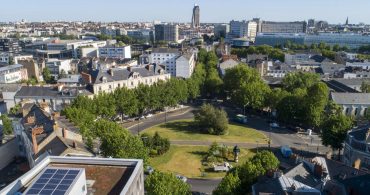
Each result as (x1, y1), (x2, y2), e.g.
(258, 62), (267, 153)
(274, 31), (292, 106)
(270, 122), (279, 128)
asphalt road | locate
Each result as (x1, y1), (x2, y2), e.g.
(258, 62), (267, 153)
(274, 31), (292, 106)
(187, 178), (221, 194)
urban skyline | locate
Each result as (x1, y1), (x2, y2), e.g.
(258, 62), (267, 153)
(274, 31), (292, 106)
(2, 0), (370, 24)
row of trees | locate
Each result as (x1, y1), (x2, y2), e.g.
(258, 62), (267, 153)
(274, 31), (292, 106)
(213, 150), (279, 195)
(231, 45), (285, 62)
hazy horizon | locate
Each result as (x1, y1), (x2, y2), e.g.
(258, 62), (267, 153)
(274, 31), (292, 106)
(1, 0), (370, 24)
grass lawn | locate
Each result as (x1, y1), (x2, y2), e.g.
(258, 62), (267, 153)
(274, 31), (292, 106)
(142, 119), (268, 144)
(149, 145), (255, 179)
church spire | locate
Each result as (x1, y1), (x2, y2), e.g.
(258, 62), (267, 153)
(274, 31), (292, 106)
(345, 17), (349, 25)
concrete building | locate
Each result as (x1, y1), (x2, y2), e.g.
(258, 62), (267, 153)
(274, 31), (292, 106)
(229, 20), (257, 41)
(260, 21), (307, 33)
(100, 26), (119, 37)
(346, 61), (370, 70)
(175, 52), (196, 78)
(46, 59), (72, 78)
(89, 64), (170, 94)
(154, 24), (179, 42)
(98, 45), (131, 59)
(255, 33), (305, 46)
(18, 59), (40, 81)
(46, 40), (107, 59)
(149, 48), (181, 76)
(77, 47), (98, 58)
(0, 64), (28, 83)
(57, 75), (82, 86)
(219, 59), (240, 76)
(0, 156), (144, 195)
(0, 83), (21, 113)
(191, 4), (200, 29)
(0, 52), (10, 64)
(0, 38), (22, 55)
(343, 126), (370, 171)
(330, 92), (370, 118)
(214, 24), (230, 39)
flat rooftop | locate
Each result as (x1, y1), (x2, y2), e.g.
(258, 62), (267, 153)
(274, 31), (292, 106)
(0, 156), (143, 195)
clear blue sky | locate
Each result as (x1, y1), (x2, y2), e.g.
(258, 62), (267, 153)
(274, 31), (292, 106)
(2, 0), (370, 24)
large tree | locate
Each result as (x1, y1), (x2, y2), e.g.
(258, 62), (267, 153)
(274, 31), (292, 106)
(282, 72), (320, 92)
(224, 65), (270, 109)
(304, 82), (329, 128)
(145, 171), (191, 195)
(320, 112), (353, 158)
(195, 104), (228, 135)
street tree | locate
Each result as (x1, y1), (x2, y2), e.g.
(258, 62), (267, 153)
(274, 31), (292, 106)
(114, 87), (138, 118)
(360, 81), (370, 93)
(320, 112), (353, 158)
(145, 171), (191, 195)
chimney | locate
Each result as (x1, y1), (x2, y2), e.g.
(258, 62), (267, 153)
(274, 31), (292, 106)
(57, 84), (64, 92)
(314, 163), (323, 178)
(127, 66), (131, 72)
(81, 72), (92, 84)
(31, 126), (44, 154)
(354, 158), (361, 170)
(109, 69), (114, 76)
(62, 128), (67, 138)
(26, 115), (35, 124)
(72, 141), (77, 148)
(32, 133), (38, 154)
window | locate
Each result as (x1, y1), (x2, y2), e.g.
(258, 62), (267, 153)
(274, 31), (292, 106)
(118, 84), (120, 88)
(354, 108), (358, 116)
(131, 82), (134, 86)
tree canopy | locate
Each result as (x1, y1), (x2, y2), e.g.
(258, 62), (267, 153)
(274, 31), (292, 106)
(145, 171), (191, 195)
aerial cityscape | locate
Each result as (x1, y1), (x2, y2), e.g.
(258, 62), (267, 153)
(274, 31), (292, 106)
(0, 1), (369, 195)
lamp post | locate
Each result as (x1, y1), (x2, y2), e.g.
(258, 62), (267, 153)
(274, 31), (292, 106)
(243, 103), (248, 116)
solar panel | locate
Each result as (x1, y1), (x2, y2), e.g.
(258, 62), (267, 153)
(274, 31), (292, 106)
(24, 167), (83, 195)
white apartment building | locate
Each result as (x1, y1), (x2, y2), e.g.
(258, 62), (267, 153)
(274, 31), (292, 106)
(346, 61), (370, 70)
(0, 64), (28, 83)
(46, 59), (72, 78)
(90, 64), (170, 94)
(149, 48), (180, 76)
(98, 45), (131, 59)
(47, 40), (107, 58)
(176, 53), (196, 78)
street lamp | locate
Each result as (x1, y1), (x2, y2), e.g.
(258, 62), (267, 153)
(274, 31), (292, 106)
(243, 103), (248, 116)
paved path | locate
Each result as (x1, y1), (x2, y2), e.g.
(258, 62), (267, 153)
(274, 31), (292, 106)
(171, 140), (273, 148)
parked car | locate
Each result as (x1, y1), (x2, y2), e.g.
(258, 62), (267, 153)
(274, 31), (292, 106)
(270, 122), (279, 128)
(213, 162), (233, 172)
(145, 114), (153, 118)
(176, 175), (187, 182)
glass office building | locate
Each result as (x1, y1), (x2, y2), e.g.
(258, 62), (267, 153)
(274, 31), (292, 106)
(255, 33), (370, 49)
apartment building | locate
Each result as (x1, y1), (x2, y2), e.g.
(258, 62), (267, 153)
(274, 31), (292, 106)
(0, 64), (28, 83)
(98, 45), (132, 59)
(0, 156), (144, 195)
(89, 64), (170, 94)
(154, 24), (179, 42)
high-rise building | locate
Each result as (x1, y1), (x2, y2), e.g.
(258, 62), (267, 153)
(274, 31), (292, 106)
(191, 4), (200, 29)
(214, 24), (230, 38)
(229, 20), (257, 41)
(154, 24), (179, 42)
